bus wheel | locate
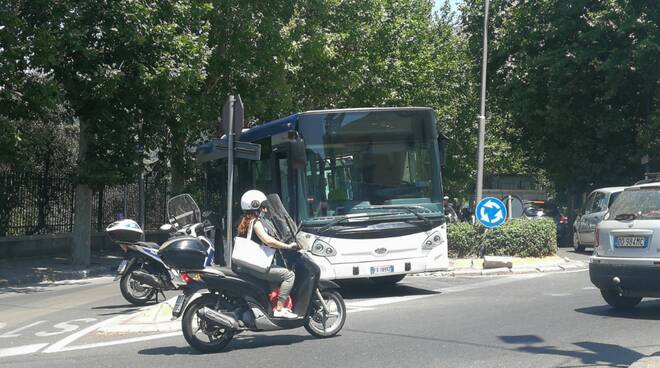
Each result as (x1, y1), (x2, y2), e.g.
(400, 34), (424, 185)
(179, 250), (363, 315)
(371, 275), (405, 285)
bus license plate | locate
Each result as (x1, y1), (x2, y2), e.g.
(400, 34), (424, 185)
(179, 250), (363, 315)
(370, 265), (394, 275)
(117, 260), (128, 274)
(173, 294), (186, 315)
(616, 236), (646, 248)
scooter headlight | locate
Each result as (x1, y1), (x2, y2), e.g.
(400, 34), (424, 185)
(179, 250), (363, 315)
(311, 239), (337, 257)
(422, 232), (444, 250)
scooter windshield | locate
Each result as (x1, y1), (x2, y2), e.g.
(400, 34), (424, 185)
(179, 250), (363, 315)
(264, 194), (298, 243)
(167, 194), (201, 227)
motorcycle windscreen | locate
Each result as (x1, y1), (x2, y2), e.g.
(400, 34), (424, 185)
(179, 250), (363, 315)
(264, 194), (298, 243)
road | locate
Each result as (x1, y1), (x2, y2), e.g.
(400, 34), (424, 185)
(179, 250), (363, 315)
(2, 253), (659, 368)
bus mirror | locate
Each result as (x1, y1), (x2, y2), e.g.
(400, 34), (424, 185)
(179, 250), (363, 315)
(290, 137), (307, 169)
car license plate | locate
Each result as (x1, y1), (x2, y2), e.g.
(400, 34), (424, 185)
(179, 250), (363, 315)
(173, 294), (186, 315)
(117, 260), (128, 274)
(615, 236), (647, 248)
(370, 265), (394, 275)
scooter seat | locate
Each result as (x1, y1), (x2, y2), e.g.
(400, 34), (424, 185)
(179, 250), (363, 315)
(137, 241), (160, 249)
(212, 266), (276, 293)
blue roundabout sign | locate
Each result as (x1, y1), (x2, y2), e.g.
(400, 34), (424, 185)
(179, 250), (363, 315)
(475, 197), (508, 228)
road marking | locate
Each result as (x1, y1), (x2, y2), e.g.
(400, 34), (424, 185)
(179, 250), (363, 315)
(0, 321), (46, 339)
(35, 318), (97, 337)
(0, 343), (49, 358)
(45, 332), (182, 353)
(0, 322), (5, 329)
(583, 286), (598, 290)
(544, 293), (572, 297)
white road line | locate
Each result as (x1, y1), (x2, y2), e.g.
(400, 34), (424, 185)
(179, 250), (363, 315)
(0, 343), (49, 358)
(583, 286), (598, 290)
(544, 293), (572, 297)
(47, 332), (182, 353)
(43, 314), (128, 353)
(0, 321), (47, 339)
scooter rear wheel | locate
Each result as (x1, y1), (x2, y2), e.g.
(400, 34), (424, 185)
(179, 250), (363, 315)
(182, 294), (234, 353)
(119, 262), (156, 306)
(305, 290), (346, 338)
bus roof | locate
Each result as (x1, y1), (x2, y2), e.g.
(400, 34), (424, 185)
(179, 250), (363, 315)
(239, 107), (436, 143)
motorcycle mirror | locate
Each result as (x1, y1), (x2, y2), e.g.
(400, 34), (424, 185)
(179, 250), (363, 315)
(160, 224), (173, 231)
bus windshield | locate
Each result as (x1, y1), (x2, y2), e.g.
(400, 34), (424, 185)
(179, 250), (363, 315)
(297, 110), (443, 223)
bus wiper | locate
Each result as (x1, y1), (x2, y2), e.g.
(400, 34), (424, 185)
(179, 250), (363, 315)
(614, 213), (637, 221)
(317, 213), (396, 232)
(354, 205), (432, 226)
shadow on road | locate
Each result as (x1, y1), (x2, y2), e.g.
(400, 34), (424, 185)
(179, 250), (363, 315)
(575, 299), (660, 321)
(499, 335), (660, 367)
(138, 334), (315, 356)
(337, 279), (439, 300)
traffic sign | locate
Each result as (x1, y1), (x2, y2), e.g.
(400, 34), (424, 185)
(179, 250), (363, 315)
(221, 95), (244, 140)
(195, 139), (261, 162)
(475, 197), (507, 228)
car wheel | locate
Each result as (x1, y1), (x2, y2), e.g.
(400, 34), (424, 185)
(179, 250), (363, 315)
(600, 289), (642, 310)
(573, 232), (585, 252)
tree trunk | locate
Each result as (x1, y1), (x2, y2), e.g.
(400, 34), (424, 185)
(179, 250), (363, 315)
(72, 119), (92, 266)
(72, 183), (92, 266)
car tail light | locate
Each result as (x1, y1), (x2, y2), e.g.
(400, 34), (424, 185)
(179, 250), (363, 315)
(559, 215), (568, 224)
(180, 272), (192, 284)
(594, 225), (600, 247)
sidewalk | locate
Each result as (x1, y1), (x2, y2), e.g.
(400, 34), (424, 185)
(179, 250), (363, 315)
(0, 250), (122, 287)
(631, 358), (660, 367)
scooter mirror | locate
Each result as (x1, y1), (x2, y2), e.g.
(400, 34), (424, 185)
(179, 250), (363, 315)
(160, 224), (173, 231)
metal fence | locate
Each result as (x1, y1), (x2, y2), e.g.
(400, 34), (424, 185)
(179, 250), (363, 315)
(0, 173), (171, 237)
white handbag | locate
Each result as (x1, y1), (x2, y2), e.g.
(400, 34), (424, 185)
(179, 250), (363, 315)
(231, 220), (275, 273)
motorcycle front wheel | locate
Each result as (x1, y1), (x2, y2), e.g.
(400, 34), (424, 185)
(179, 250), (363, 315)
(119, 261), (156, 305)
(182, 294), (234, 353)
(305, 290), (346, 338)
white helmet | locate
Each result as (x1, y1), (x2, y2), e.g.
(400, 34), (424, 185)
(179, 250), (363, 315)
(241, 190), (267, 211)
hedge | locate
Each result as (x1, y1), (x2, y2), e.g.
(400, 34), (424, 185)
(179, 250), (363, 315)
(447, 218), (557, 258)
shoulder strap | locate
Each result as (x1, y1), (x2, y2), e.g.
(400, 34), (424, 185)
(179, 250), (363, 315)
(247, 219), (256, 240)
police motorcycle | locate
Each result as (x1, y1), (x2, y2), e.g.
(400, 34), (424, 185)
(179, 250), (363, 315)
(159, 193), (346, 353)
(106, 194), (215, 305)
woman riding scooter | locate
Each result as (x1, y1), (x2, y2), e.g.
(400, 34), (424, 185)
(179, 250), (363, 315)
(236, 190), (299, 319)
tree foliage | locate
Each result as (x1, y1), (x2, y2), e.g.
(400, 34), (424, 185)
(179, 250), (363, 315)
(461, 0), (659, 195)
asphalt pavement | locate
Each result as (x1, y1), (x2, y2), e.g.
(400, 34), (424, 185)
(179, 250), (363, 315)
(3, 262), (660, 368)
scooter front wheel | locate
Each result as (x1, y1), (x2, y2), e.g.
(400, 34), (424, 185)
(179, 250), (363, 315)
(305, 290), (346, 338)
(182, 294), (234, 353)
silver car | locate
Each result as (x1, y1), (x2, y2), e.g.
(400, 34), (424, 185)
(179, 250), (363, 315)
(589, 182), (660, 309)
(573, 187), (627, 252)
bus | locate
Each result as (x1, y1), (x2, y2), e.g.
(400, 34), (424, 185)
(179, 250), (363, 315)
(234, 107), (449, 284)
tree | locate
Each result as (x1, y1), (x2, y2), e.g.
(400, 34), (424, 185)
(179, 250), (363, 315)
(461, 0), (659, 203)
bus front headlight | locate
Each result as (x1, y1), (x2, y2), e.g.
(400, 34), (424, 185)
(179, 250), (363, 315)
(311, 239), (337, 257)
(422, 232), (443, 250)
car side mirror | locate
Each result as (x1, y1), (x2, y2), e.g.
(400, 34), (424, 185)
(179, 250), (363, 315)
(438, 134), (449, 167)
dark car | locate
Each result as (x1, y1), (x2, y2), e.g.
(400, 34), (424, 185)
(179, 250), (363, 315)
(522, 200), (570, 246)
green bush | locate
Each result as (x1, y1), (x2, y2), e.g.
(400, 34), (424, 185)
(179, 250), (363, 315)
(447, 219), (557, 258)
(447, 222), (482, 258)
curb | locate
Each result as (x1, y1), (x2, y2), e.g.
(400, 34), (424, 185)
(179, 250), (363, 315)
(0, 265), (115, 287)
(98, 296), (183, 334)
(421, 260), (587, 278)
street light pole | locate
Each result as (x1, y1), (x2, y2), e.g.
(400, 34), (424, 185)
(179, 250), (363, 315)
(476, 0), (490, 204)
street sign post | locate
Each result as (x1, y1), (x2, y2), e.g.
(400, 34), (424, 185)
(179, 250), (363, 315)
(475, 197), (507, 228)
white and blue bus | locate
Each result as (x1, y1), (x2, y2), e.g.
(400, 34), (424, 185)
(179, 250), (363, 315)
(235, 107), (449, 283)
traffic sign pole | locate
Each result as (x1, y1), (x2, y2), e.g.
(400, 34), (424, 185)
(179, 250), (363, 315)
(225, 95), (235, 268)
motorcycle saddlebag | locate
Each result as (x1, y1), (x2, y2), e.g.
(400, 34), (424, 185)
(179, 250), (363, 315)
(158, 236), (207, 270)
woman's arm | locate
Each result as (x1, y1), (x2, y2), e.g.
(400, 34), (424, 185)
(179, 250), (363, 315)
(253, 221), (293, 250)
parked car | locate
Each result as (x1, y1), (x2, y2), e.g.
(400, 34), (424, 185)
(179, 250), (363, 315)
(522, 200), (570, 246)
(589, 181), (660, 309)
(573, 187), (627, 252)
